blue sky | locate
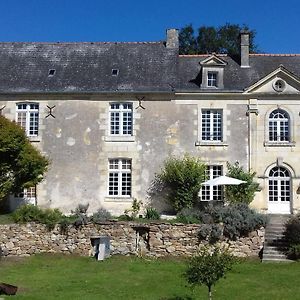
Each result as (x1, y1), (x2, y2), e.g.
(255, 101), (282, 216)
(0, 0), (299, 53)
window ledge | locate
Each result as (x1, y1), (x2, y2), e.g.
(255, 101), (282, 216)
(264, 141), (295, 147)
(195, 141), (228, 147)
(104, 197), (133, 203)
(104, 136), (135, 142)
(28, 136), (41, 143)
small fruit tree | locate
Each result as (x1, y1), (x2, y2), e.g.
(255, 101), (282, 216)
(185, 245), (236, 300)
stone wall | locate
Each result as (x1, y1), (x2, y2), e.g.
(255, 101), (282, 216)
(0, 222), (265, 258)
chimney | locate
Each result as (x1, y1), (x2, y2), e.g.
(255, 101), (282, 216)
(166, 29), (179, 49)
(240, 31), (250, 68)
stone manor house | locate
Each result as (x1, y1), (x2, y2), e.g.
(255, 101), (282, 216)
(2, 29), (300, 215)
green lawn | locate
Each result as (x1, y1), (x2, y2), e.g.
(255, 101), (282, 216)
(0, 254), (299, 300)
(0, 213), (14, 224)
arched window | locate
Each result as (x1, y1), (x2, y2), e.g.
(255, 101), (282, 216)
(268, 109), (290, 142)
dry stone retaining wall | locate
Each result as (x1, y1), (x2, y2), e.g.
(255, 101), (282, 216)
(0, 222), (264, 258)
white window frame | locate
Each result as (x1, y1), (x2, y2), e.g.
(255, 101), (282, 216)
(268, 109), (290, 142)
(108, 158), (132, 197)
(109, 103), (133, 136)
(201, 109), (223, 142)
(201, 165), (223, 201)
(269, 166), (290, 202)
(14, 186), (37, 205)
(16, 103), (39, 136)
(207, 72), (218, 87)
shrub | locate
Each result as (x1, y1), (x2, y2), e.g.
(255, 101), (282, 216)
(123, 198), (142, 220)
(144, 207), (160, 220)
(12, 204), (43, 223)
(198, 224), (223, 244)
(91, 208), (112, 223)
(284, 215), (300, 245)
(204, 203), (267, 240)
(184, 245), (236, 300)
(71, 203), (90, 227)
(225, 162), (259, 205)
(156, 155), (206, 212)
(176, 208), (201, 224)
(12, 204), (64, 230)
(284, 215), (300, 260)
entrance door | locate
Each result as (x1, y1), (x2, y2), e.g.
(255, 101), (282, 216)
(268, 166), (291, 214)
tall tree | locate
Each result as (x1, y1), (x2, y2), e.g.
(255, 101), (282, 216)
(0, 116), (49, 201)
(179, 23), (258, 55)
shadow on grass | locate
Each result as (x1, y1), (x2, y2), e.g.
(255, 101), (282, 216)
(160, 296), (193, 300)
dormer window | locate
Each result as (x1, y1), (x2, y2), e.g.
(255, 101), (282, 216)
(200, 54), (227, 89)
(207, 72), (218, 87)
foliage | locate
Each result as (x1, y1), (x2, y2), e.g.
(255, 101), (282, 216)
(91, 207), (112, 223)
(185, 245), (236, 300)
(157, 155), (206, 212)
(176, 207), (201, 224)
(198, 224), (223, 244)
(12, 204), (64, 230)
(144, 207), (160, 220)
(284, 215), (300, 245)
(123, 198), (143, 220)
(225, 162), (259, 205)
(0, 115), (49, 201)
(204, 203), (267, 240)
(179, 23), (258, 55)
(71, 203), (90, 227)
(284, 215), (300, 259)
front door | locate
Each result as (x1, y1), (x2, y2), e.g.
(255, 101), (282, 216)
(268, 166), (291, 214)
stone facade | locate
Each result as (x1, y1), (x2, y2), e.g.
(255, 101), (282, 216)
(0, 222), (264, 258)
(1, 30), (300, 216)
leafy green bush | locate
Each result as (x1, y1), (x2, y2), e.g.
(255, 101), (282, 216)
(157, 155), (206, 212)
(12, 204), (64, 230)
(91, 208), (112, 223)
(284, 215), (300, 259)
(225, 162), (259, 205)
(284, 215), (300, 245)
(176, 208), (201, 224)
(144, 207), (160, 220)
(204, 203), (267, 240)
(185, 245), (236, 300)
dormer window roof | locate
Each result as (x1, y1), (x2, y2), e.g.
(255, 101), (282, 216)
(200, 54), (227, 89)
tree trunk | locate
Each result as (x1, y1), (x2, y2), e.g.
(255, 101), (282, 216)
(208, 285), (212, 300)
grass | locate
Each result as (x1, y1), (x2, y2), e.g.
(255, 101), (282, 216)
(0, 254), (300, 299)
(0, 213), (14, 224)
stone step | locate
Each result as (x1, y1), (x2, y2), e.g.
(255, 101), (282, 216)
(263, 248), (287, 255)
(262, 257), (294, 263)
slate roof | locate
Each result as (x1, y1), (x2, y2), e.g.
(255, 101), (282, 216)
(0, 41), (300, 94)
(0, 42), (177, 93)
(177, 54), (300, 92)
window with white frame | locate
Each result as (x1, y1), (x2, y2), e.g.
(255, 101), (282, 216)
(268, 109), (290, 142)
(109, 103), (132, 135)
(14, 186), (36, 205)
(16, 103), (39, 136)
(108, 158), (132, 197)
(202, 109), (222, 141)
(207, 72), (218, 87)
(201, 165), (223, 201)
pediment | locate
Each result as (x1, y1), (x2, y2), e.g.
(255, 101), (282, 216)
(244, 65), (300, 94)
(200, 54), (227, 67)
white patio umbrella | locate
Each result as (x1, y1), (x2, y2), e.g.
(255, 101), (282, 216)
(201, 175), (246, 186)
